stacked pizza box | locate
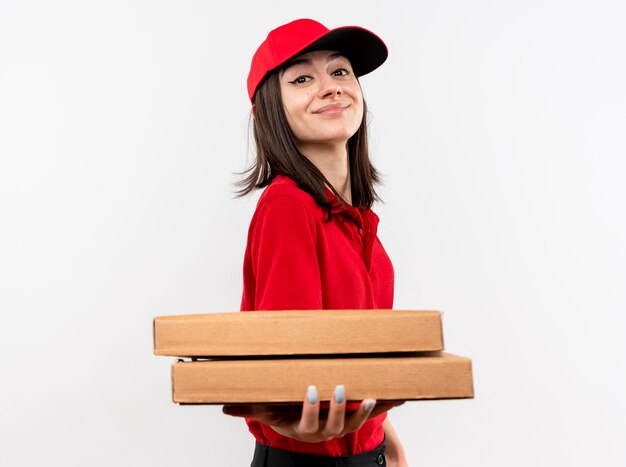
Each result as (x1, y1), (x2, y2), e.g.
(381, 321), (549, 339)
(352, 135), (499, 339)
(153, 309), (473, 404)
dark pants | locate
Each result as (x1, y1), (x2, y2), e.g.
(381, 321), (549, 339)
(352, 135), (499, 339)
(250, 438), (386, 467)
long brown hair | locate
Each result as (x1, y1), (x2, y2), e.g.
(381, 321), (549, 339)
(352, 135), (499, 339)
(233, 69), (382, 221)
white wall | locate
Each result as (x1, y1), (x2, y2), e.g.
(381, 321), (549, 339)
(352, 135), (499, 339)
(1, 1), (624, 465)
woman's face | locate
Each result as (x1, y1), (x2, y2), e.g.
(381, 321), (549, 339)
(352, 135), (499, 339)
(278, 50), (363, 149)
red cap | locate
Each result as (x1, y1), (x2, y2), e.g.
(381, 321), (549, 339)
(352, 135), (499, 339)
(247, 18), (388, 103)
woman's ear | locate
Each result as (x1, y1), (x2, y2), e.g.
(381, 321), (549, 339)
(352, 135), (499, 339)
(251, 104), (256, 118)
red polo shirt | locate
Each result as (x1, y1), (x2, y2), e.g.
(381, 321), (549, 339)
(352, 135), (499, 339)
(240, 174), (395, 456)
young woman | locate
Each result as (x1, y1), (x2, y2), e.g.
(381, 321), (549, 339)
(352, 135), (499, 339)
(226, 18), (408, 467)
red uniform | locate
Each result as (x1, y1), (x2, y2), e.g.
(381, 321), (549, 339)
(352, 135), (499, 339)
(240, 174), (395, 456)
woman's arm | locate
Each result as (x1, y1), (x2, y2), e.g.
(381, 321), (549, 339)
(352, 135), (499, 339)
(383, 417), (408, 466)
(223, 388), (405, 443)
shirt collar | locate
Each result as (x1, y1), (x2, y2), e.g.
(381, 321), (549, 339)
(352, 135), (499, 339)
(324, 184), (362, 220)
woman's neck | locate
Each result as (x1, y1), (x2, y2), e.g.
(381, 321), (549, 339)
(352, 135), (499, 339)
(298, 142), (352, 205)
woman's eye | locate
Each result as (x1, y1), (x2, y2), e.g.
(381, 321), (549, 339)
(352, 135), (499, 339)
(290, 75), (311, 85)
(333, 68), (350, 77)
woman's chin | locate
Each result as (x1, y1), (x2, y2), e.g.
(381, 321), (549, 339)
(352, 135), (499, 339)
(299, 131), (358, 147)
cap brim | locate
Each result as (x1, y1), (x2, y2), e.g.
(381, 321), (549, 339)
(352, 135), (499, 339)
(296, 26), (388, 78)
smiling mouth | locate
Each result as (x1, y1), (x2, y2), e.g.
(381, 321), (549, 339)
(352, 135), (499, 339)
(313, 103), (350, 115)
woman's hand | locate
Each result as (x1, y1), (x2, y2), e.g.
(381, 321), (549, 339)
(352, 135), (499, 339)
(223, 385), (404, 443)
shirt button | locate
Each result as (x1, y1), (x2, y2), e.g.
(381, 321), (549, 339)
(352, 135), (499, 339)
(358, 227), (363, 235)
(376, 453), (385, 465)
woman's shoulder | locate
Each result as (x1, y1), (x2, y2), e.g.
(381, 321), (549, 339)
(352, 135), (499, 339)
(256, 174), (321, 215)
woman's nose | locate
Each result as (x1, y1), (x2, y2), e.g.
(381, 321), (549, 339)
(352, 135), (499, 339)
(318, 76), (343, 98)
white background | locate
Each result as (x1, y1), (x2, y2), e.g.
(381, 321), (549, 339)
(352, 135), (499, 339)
(1, 1), (625, 466)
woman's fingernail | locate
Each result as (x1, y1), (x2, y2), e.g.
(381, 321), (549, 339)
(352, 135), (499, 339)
(364, 400), (376, 412)
(307, 385), (318, 404)
(334, 385), (345, 404)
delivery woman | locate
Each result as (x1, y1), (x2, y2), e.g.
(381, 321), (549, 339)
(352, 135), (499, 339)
(226, 18), (408, 467)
